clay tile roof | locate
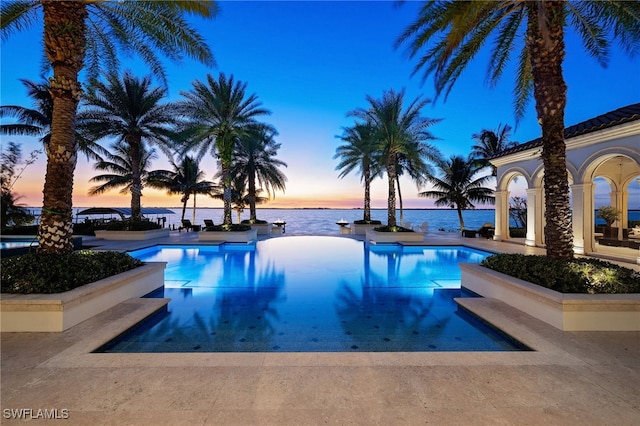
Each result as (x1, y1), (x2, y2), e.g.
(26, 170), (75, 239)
(490, 102), (640, 159)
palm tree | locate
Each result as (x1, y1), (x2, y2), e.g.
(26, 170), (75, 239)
(1, 142), (39, 230)
(1, 0), (216, 254)
(179, 73), (271, 226)
(79, 71), (182, 221)
(88, 142), (172, 201)
(419, 155), (494, 231)
(212, 175), (268, 224)
(159, 156), (217, 223)
(0, 78), (106, 161)
(394, 142), (440, 226)
(348, 89), (440, 228)
(232, 124), (287, 222)
(471, 124), (518, 176)
(334, 121), (382, 223)
(396, 1), (640, 259)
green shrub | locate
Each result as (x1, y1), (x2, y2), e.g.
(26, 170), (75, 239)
(481, 254), (640, 294)
(1, 225), (38, 235)
(597, 206), (621, 227)
(373, 225), (414, 232)
(354, 219), (382, 225)
(205, 224), (251, 231)
(241, 219), (268, 224)
(1, 251), (143, 294)
(509, 228), (526, 238)
(105, 219), (161, 231)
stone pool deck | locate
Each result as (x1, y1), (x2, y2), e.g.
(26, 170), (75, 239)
(2, 231), (639, 425)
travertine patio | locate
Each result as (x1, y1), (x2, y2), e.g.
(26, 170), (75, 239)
(2, 231), (639, 425)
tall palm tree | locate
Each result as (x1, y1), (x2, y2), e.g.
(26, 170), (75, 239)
(1, 0), (216, 254)
(211, 175), (268, 224)
(334, 121), (382, 223)
(419, 155), (494, 230)
(0, 78), (106, 161)
(160, 156), (217, 223)
(396, 0), (640, 259)
(79, 71), (182, 221)
(471, 124), (518, 176)
(394, 142), (440, 225)
(179, 73), (271, 226)
(0, 142), (38, 230)
(349, 89), (440, 228)
(88, 142), (172, 200)
(232, 123), (287, 222)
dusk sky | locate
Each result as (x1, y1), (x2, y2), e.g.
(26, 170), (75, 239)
(2, 1), (639, 210)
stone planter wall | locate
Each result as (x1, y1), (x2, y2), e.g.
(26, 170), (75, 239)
(460, 263), (640, 331)
(198, 229), (258, 243)
(94, 228), (170, 241)
(351, 223), (380, 235)
(249, 223), (272, 235)
(0, 262), (166, 332)
(365, 229), (425, 243)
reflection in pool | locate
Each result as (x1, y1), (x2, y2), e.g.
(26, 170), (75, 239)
(98, 236), (528, 352)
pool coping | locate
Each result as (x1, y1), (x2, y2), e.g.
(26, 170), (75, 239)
(38, 295), (587, 369)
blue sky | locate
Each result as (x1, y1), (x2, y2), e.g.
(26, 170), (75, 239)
(1, 1), (639, 208)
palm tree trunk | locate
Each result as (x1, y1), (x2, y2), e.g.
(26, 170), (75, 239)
(128, 138), (143, 221)
(192, 193), (197, 224)
(248, 167), (257, 221)
(37, 1), (87, 255)
(527, 1), (573, 260)
(457, 207), (465, 230)
(363, 165), (371, 222)
(180, 194), (188, 221)
(395, 172), (404, 226)
(222, 162), (233, 225)
(387, 159), (397, 227)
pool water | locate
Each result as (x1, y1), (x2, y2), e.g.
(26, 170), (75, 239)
(0, 240), (37, 249)
(98, 236), (528, 353)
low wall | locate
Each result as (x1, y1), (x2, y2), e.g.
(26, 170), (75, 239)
(351, 223), (379, 235)
(460, 263), (640, 331)
(198, 229), (258, 243)
(365, 229), (425, 244)
(249, 223), (272, 235)
(1, 262), (166, 332)
(94, 229), (170, 241)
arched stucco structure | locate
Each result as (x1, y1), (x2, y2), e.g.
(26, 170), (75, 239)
(490, 103), (640, 264)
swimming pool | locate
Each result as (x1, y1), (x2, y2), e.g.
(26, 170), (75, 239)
(0, 239), (37, 249)
(98, 236), (528, 352)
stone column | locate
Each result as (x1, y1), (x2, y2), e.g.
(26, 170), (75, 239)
(571, 183), (592, 254)
(493, 190), (509, 241)
(525, 188), (537, 247)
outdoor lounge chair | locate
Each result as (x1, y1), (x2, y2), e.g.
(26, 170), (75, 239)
(180, 219), (201, 232)
(415, 221), (429, 233)
(204, 219), (215, 228)
(462, 223), (494, 239)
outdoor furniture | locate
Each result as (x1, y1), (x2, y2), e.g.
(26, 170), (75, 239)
(273, 219), (286, 233)
(598, 238), (640, 250)
(463, 223), (494, 239)
(336, 219), (349, 233)
(180, 219), (201, 232)
(415, 221), (429, 233)
(203, 219), (215, 228)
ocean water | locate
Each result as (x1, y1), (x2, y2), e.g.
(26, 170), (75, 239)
(25, 207), (640, 236)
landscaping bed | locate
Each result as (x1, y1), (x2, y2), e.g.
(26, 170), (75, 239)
(460, 256), (640, 331)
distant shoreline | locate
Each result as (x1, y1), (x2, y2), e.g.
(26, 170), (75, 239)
(25, 206), (500, 211)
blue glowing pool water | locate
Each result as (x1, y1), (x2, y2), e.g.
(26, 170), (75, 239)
(98, 237), (528, 353)
(0, 240), (37, 249)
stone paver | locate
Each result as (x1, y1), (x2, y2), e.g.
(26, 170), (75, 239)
(2, 232), (639, 425)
